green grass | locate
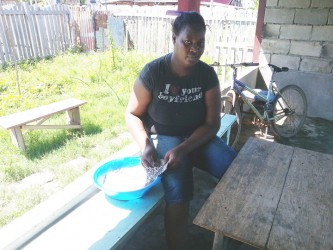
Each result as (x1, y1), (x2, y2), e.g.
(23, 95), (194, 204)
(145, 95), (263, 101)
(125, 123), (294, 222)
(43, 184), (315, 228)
(0, 49), (156, 227)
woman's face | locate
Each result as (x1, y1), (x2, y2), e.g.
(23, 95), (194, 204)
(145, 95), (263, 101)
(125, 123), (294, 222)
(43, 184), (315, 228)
(173, 24), (205, 68)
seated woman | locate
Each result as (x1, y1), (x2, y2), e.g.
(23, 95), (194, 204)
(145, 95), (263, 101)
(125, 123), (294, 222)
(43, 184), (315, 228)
(125, 11), (237, 250)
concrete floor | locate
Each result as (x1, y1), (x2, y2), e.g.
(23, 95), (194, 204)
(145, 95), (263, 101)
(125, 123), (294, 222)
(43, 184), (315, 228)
(119, 116), (333, 250)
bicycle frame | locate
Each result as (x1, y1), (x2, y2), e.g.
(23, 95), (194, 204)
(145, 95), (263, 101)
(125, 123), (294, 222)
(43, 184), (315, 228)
(230, 66), (276, 123)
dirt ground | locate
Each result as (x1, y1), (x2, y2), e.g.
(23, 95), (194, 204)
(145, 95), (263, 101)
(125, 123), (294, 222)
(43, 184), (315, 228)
(120, 116), (333, 250)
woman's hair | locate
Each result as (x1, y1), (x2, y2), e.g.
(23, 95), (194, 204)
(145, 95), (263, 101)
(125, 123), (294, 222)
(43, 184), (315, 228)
(172, 11), (206, 36)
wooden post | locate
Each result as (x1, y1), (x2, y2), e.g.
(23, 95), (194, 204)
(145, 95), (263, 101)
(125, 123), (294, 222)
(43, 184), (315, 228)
(252, 0), (266, 63)
(177, 0), (201, 12)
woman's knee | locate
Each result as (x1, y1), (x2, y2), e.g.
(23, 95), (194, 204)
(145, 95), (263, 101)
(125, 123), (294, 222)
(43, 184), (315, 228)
(191, 137), (237, 178)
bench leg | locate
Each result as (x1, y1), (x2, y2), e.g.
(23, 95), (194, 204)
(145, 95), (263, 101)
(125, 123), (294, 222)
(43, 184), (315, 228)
(213, 232), (225, 250)
(226, 128), (231, 146)
(66, 107), (81, 126)
(9, 127), (26, 151)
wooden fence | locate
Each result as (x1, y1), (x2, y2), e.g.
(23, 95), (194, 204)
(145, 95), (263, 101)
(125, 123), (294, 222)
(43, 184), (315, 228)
(0, 3), (72, 65)
(0, 3), (257, 84)
(103, 6), (257, 64)
(106, 6), (257, 84)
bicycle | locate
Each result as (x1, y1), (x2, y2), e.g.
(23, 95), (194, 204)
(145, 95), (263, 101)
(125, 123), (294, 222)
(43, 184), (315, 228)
(213, 62), (308, 149)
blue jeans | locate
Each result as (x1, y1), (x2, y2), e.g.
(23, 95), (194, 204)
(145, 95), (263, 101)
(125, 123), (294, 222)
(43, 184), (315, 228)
(150, 135), (237, 203)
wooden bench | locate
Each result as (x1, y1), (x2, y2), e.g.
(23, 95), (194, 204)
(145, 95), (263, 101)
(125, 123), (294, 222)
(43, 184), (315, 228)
(217, 113), (237, 146)
(0, 114), (237, 249)
(0, 98), (87, 151)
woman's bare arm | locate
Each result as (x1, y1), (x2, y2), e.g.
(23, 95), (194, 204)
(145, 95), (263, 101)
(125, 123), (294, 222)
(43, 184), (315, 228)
(125, 78), (158, 166)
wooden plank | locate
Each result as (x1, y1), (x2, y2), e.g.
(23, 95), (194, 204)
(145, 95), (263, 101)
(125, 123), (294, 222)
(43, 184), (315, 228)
(268, 148), (333, 250)
(15, 4), (26, 60)
(3, 8), (16, 63)
(22, 3), (38, 58)
(57, 5), (67, 51)
(43, 6), (54, 55)
(38, 11), (48, 57)
(52, 5), (60, 53)
(8, 5), (19, 61)
(17, 4), (31, 59)
(31, 5), (42, 57)
(0, 7), (25, 15)
(0, 7), (9, 64)
(59, 5), (69, 51)
(23, 183), (164, 250)
(23, 3), (42, 57)
(19, 9), (30, 59)
(193, 137), (294, 249)
(62, 6), (71, 49)
(22, 124), (82, 130)
(53, 5), (61, 52)
(0, 98), (87, 129)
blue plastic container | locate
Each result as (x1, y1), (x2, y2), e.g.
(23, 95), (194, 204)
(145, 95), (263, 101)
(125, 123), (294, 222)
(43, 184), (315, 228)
(93, 156), (161, 200)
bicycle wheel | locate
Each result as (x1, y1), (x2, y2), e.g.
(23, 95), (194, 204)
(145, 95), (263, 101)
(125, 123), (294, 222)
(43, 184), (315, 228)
(221, 90), (242, 149)
(271, 85), (307, 138)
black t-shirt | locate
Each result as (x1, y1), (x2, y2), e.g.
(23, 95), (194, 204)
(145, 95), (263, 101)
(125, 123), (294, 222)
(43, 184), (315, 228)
(139, 53), (219, 136)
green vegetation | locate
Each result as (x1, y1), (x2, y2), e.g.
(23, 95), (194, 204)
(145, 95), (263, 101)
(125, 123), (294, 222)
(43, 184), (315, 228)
(0, 49), (156, 227)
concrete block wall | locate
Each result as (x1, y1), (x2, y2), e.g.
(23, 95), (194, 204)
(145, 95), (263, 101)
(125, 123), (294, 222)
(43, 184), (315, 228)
(261, 0), (333, 74)
(258, 0), (333, 120)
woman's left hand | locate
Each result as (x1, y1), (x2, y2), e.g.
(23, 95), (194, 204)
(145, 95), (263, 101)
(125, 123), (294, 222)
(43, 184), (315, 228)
(164, 146), (187, 169)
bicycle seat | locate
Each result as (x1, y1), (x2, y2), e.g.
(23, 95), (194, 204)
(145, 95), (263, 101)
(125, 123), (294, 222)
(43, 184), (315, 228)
(242, 89), (274, 102)
(268, 64), (289, 73)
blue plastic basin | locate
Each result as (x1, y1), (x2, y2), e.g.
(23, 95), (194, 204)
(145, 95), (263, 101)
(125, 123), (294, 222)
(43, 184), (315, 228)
(93, 156), (161, 200)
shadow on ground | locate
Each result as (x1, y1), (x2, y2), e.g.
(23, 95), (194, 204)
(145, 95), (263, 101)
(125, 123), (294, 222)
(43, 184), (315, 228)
(120, 117), (333, 250)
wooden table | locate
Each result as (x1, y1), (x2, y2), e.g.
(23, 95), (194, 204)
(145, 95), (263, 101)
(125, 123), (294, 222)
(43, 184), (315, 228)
(193, 137), (333, 250)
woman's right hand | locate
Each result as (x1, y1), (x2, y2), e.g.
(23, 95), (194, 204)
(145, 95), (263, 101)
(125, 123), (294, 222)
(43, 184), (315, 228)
(141, 140), (159, 168)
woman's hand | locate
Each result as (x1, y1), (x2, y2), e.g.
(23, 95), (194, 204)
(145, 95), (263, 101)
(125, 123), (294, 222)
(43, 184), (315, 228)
(164, 146), (187, 169)
(141, 140), (159, 168)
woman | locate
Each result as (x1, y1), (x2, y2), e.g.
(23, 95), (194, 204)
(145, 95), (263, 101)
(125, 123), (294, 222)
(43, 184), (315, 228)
(125, 11), (237, 250)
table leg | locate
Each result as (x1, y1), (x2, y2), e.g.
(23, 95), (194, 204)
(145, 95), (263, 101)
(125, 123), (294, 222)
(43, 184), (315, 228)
(213, 231), (225, 250)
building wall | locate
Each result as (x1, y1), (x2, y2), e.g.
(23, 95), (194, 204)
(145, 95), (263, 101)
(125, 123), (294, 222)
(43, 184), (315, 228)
(259, 0), (333, 120)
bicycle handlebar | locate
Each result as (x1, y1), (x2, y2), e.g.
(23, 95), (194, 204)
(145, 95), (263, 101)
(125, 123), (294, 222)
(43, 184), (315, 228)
(268, 64), (289, 72)
(211, 62), (259, 67)
(211, 62), (289, 73)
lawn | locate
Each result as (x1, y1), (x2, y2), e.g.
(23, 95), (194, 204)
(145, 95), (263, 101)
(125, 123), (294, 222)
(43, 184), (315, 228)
(0, 49), (156, 227)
